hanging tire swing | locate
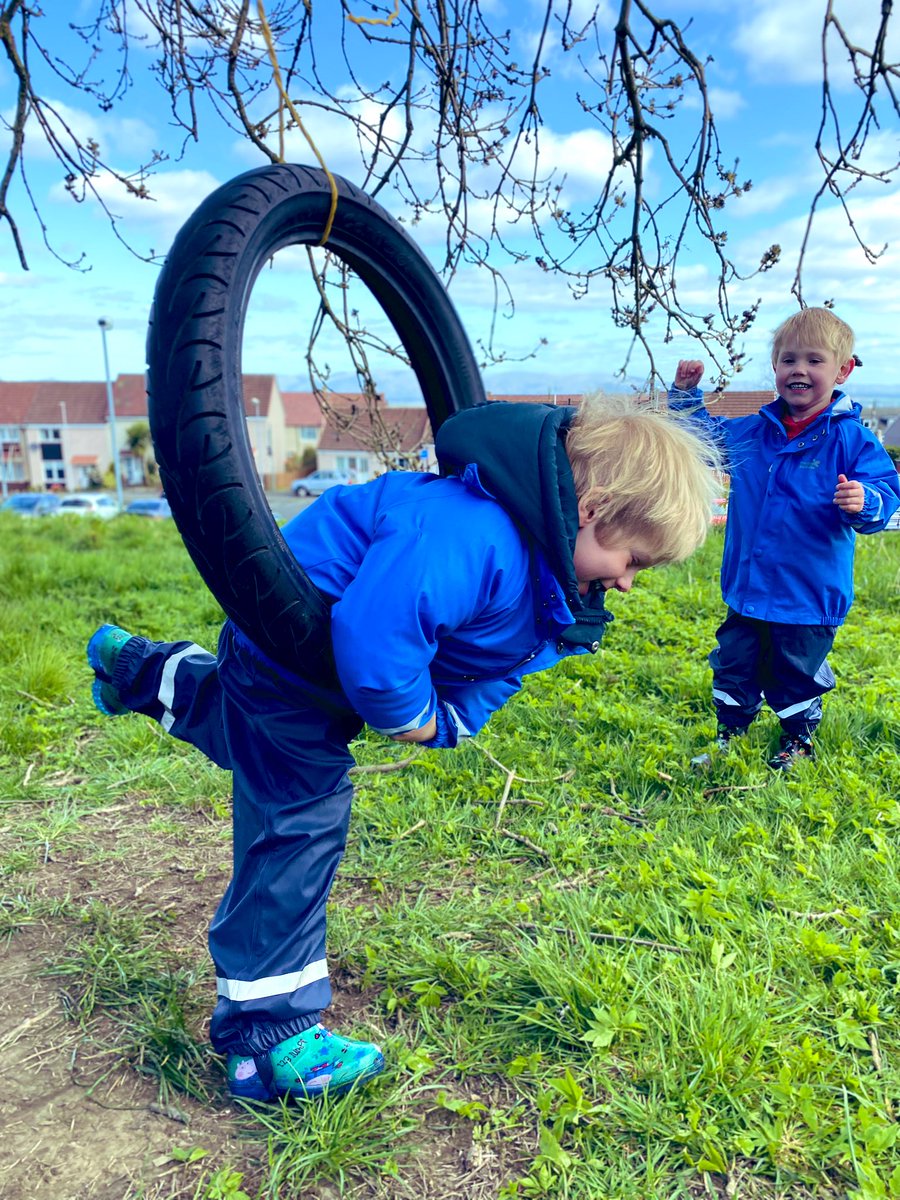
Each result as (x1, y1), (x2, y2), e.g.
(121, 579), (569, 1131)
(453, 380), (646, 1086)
(146, 163), (484, 684)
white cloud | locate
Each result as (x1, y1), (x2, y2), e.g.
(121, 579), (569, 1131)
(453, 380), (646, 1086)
(728, 174), (808, 219)
(48, 166), (222, 252)
(706, 87), (745, 120)
(19, 97), (158, 163)
(734, 0), (899, 86)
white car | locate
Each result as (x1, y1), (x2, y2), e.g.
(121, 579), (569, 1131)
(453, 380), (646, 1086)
(290, 469), (355, 497)
(55, 493), (121, 518)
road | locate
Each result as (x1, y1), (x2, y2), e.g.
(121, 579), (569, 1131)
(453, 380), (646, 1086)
(121, 486), (315, 523)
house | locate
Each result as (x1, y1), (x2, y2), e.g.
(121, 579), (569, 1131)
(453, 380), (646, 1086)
(316, 402), (434, 481)
(0, 381), (113, 492)
(486, 391), (586, 405)
(858, 404), (900, 442)
(699, 389), (774, 418)
(282, 391), (326, 464)
(0, 373), (286, 493)
(882, 416), (900, 449)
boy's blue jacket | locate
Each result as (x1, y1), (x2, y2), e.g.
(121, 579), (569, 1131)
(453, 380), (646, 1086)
(668, 387), (900, 625)
(262, 402), (612, 743)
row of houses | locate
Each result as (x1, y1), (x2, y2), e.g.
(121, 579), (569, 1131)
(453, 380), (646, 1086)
(0, 375), (430, 494)
(1, 376), (898, 494)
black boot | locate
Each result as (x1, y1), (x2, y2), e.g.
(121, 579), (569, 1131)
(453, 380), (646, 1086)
(767, 732), (815, 771)
(691, 724), (749, 769)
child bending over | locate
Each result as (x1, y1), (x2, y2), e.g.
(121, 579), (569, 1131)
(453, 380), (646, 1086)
(87, 395), (719, 1102)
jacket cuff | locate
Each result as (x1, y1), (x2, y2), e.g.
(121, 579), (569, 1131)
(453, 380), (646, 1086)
(667, 384), (704, 402)
(421, 701), (457, 749)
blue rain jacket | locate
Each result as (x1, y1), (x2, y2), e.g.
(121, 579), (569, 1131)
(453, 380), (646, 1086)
(279, 469), (578, 742)
(275, 402), (615, 744)
(668, 387), (900, 625)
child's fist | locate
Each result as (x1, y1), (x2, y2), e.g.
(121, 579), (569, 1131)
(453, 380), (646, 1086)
(833, 473), (865, 514)
(673, 359), (704, 391)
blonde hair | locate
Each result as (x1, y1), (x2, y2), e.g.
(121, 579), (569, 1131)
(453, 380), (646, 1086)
(566, 393), (721, 565)
(771, 307), (855, 365)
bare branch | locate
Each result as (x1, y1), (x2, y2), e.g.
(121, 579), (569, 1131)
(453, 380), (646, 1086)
(2, 0), (897, 393)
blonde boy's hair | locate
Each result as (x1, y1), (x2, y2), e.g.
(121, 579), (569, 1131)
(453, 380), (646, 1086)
(566, 393), (721, 565)
(771, 307), (855, 365)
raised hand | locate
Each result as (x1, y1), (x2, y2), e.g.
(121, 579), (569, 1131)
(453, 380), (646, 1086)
(673, 359), (704, 391)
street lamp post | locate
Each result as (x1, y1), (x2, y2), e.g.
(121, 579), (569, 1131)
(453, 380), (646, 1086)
(251, 396), (265, 488)
(98, 318), (125, 512)
(59, 400), (68, 492)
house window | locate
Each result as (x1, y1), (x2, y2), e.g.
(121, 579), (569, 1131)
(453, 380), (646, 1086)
(41, 442), (63, 461)
(300, 425), (318, 439)
(1, 461), (26, 483)
(0, 425), (19, 441)
(39, 427), (62, 441)
(43, 463), (66, 485)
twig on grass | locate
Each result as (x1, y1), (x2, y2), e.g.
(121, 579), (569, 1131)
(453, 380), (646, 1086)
(149, 1101), (191, 1123)
(350, 753), (421, 775)
(771, 906), (846, 921)
(520, 921), (690, 955)
(495, 769), (515, 830)
(701, 782), (769, 797)
(0, 1004), (57, 1052)
(868, 1028), (883, 1074)
(473, 741), (576, 786)
(473, 742), (574, 830)
(500, 829), (552, 859)
(395, 818), (426, 841)
(23, 762), (34, 786)
(579, 802), (647, 826)
(15, 689), (70, 708)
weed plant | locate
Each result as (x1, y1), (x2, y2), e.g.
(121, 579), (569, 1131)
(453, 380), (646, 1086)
(1, 514), (899, 1199)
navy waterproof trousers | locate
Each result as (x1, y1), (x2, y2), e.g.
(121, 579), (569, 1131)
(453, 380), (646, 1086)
(112, 622), (363, 1057)
(710, 610), (837, 734)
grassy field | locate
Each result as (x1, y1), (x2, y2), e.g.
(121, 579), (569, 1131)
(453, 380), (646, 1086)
(1, 512), (899, 1200)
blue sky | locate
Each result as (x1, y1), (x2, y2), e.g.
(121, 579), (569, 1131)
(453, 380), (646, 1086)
(2, 0), (898, 404)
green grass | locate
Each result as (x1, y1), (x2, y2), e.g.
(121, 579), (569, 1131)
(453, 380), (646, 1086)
(1, 513), (899, 1199)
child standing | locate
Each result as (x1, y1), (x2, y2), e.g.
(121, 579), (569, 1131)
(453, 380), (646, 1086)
(668, 308), (900, 770)
(87, 396), (719, 1102)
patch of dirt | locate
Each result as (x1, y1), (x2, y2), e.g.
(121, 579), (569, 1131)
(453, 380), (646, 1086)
(0, 800), (258, 1200)
(0, 929), (255, 1200)
(1, 798), (526, 1200)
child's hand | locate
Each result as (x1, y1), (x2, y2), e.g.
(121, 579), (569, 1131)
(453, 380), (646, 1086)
(833, 473), (865, 514)
(673, 359), (704, 390)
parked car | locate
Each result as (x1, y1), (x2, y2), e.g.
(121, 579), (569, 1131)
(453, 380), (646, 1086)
(711, 497), (728, 526)
(125, 497), (172, 519)
(886, 509), (900, 531)
(290, 469), (355, 497)
(1, 493), (62, 516)
(55, 493), (120, 518)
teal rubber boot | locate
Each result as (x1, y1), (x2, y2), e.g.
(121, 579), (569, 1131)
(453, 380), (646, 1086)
(227, 1025), (385, 1102)
(87, 624), (135, 716)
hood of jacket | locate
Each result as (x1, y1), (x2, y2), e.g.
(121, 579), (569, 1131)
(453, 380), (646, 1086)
(435, 401), (612, 650)
(760, 389), (858, 430)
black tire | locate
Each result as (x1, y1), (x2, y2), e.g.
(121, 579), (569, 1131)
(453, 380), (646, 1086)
(146, 163), (485, 684)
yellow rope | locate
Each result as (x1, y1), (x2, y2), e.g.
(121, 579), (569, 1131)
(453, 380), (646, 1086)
(257, 0), (339, 245)
(346, 1), (400, 27)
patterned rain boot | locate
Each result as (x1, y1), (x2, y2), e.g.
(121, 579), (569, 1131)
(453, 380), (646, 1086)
(767, 732), (815, 772)
(227, 1024), (385, 1103)
(86, 623), (135, 715)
